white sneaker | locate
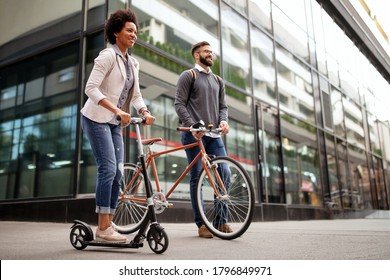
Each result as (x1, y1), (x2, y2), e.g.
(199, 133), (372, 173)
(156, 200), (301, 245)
(96, 227), (128, 243)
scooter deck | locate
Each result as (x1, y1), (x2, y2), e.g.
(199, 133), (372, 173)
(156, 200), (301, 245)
(85, 239), (144, 248)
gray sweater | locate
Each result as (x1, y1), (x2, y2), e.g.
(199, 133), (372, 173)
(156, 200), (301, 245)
(174, 68), (228, 128)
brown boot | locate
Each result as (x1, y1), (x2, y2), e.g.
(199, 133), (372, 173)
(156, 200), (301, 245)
(218, 224), (233, 233)
(198, 225), (213, 238)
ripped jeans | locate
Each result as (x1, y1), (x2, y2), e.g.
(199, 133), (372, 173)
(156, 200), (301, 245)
(81, 115), (124, 214)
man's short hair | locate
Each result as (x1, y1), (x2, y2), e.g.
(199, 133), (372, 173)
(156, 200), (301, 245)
(191, 41), (210, 57)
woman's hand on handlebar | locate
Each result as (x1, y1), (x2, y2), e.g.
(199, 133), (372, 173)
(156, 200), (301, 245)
(116, 111), (131, 127)
(116, 113), (155, 126)
(142, 111), (156, 125)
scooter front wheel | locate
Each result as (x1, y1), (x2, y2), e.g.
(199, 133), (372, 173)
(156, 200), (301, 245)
(147, 226), (169, 254)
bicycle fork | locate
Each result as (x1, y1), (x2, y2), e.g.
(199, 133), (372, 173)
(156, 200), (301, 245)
(201, 151), (228, 199)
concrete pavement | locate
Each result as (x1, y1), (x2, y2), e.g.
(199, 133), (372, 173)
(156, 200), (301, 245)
(1, 218), (390, 260)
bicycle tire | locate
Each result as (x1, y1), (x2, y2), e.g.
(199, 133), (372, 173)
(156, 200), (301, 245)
(195, 156), (255, 240)
(112, 163), (149, 234)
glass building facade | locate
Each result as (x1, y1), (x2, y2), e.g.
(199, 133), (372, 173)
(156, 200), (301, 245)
(1, 0), (390, 222)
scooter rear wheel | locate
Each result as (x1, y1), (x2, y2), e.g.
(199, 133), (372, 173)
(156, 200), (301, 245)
(70, 224), (92, 250)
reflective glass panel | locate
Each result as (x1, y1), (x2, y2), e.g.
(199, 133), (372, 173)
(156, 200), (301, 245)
(348, 144), (370, 209)
(322, 11), (338, 61)
(367, 112), (381, 156)
(325, 133), (341, 208)
(258, 105), (283, 203)
(272, 4), (309, 63)
(108, 0), (127, 16)
(132, 0), (219, 72)
(0, 73), (18, 110)
(343, 97), (364, 149)
(0, 41), (79, 199)
(226, 117), (257, 202)
(88, 0), (106, 30)
(327, 54), (340, 87)
(316, 44), (328, 76)
(224, 0), (247, 15)
(0, 0), (82, 60)
(249, 0), (272, 33)
(311, 0), (325, 48)
(280, 112), (321, 205)
(251, 25), (276, 104)
(339, 66), (359, 103)
(25, 67), (45, 102)
(331, 87), (345, 138)
(272, 0), (307, 31)
(276, 45), (314, 123)
(378, 122), (390, 162)
(221, 2), (251, 92)
(372, 156), (387, 210)
(335, 138), (349, 206)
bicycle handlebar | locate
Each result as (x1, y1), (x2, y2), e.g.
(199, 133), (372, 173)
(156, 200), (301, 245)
(177, 126), (222, 133)
(177, 121), (222, 134)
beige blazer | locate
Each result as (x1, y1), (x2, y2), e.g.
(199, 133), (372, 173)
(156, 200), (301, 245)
(81, 47), (146, 123)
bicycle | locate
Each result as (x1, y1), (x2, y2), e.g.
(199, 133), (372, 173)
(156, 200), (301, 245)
(112, 120), (255, 240)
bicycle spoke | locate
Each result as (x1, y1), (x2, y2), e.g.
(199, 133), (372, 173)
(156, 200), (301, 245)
(112, 164), (149, 234)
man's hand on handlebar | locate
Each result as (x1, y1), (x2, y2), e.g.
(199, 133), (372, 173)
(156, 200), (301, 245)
(190, 120), (205, 140)
(185, 120), (227, 139)
(192, 130), (205, 140)
(219, 120), (229, 135)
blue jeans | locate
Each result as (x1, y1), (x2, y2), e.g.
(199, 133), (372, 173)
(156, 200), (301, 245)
(81, 115), (124, 215)
(181, 132), (228, 228)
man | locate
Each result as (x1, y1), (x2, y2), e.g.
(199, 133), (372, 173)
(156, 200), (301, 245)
(175, 41), (231, 238)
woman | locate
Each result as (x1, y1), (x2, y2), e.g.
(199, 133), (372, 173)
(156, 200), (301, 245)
(81, 9), (155, 243)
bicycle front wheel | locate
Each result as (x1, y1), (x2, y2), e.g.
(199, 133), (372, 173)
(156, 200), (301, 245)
(196, 156), (255, 240)
(112, 163), (149, 234)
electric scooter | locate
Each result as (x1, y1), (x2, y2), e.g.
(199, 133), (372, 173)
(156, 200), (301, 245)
(69, 117), (168, 254)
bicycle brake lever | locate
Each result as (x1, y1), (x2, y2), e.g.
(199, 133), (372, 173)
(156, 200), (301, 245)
(191, 120), (205, 129)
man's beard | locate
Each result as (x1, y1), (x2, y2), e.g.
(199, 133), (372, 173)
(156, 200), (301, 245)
(199, 55), (213, 67)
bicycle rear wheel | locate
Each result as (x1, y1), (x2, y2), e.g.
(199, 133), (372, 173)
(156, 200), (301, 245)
(195, 156), (255, 240)
(112, 163), (149, 234)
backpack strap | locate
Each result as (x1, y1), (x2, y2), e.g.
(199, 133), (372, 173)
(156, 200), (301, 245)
(178, 69), (196, 125)
(212, 73), (222, 89)
(185, 68), (196, 106)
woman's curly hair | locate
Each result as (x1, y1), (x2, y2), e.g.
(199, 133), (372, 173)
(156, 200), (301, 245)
(105, 9), (139, 45)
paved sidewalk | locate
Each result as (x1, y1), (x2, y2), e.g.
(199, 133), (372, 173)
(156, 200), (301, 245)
(1, 218), (389, 260)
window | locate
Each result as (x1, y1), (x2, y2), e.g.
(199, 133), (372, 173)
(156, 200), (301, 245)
(221, 2), (250, 92)
(0, 42), (80, 199)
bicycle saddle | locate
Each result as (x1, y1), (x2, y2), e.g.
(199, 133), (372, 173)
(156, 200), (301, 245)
(141, 137), (162, 146)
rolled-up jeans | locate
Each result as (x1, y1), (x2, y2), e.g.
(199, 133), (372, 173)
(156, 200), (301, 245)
(181, 132), (228, 228)
(81, 115), (123, 215)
